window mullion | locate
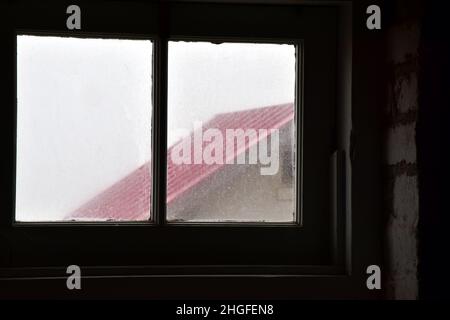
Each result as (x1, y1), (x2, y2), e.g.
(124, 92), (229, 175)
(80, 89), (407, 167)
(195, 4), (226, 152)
(152, 37), (168, 225)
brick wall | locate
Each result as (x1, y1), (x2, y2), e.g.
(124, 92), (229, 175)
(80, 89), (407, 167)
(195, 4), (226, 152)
(384, 0), (423, 300)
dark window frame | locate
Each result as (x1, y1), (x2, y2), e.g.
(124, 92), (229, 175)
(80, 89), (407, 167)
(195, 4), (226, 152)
(14, 30), (158, 225)
(163, 36), (302, 226)
(0, 1), (384, 299)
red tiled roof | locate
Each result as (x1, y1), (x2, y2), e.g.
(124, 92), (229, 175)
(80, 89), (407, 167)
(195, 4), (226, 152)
(66, 103), (294, 221)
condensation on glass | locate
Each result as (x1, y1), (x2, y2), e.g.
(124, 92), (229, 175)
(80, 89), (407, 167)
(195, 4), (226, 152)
(15, 35), (153, 222)
(167, 41), (297, 223)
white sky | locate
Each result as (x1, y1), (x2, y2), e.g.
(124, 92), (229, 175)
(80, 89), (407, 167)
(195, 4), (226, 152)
(16, 36), (295, 221)
(168, 41), (296, 144)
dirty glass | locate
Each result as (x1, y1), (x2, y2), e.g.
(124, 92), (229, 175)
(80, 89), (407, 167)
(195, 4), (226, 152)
(15, 35), (153, 222)
(167, 41), (297, 223)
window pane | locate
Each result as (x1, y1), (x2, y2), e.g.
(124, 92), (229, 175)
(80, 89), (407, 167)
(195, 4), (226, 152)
(167, 41), (297, 223)
(16, 35), (153, 222)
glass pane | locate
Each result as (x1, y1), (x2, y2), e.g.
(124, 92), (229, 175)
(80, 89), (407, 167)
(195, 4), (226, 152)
(16, 35), (153, 222)
(167, 41), (297, 223)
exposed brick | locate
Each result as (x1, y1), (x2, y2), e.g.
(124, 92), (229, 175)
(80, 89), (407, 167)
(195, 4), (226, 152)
(386, 273), (419, 300)
(388, 161), (417, 178)
(385, 175), (419, 300)
(384, 0), (422, 301)
(386, 70), (419, 125)
(393, 175), (419, 223)
(384, 162), (417, 217)
(395, 73), (418, 113)
(387, 22), (421, 64)
(386, 219), (418, 299)
(386, 124), (417, 164)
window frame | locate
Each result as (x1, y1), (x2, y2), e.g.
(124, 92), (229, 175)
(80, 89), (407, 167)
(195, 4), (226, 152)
(14, 30), (157, 224)
(0, 1), (378, 297)
(163, 36), (303, 226)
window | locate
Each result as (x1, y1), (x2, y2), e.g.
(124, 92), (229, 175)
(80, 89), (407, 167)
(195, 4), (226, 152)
(15, 35), (153, 222)
(0, 2), (362, 292)
(167, 41), (297, 223)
